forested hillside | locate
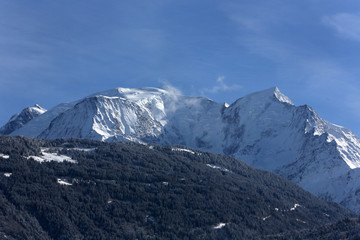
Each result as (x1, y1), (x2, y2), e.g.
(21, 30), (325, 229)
(0, 136), (357, 239)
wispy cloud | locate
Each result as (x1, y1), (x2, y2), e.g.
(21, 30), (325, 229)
(221, 2), (360, 124)
(239, 34), (357, 95)
(159, 80), (182, 96)
(202, 76), (242, 94)
(322, 13), (360, 41)
(222, 1), (280, 34)
(229, 15), (264, 32)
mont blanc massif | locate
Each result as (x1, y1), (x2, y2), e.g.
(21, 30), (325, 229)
(2, 86), (360, 214)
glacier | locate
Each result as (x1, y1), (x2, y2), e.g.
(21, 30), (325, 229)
(4, 86), (360, 212)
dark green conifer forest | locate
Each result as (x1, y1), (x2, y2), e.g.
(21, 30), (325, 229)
(0, 136), (358, 239)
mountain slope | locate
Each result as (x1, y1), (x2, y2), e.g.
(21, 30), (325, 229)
(39, 95), (164, 141)
(266, 217), (360, 240)
(0, 104), (46, 135)
(4, 86), (360, 212)
(0, 136), (356, 239)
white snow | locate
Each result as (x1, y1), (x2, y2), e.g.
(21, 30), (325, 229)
(206, 164), (230, 172)
(8, 86), (360, 212)
(27, 148), (77, 164)
(11, 101), (78, 138)
(68, 148), (96, 152)
(213, 223), (226, 229)
(290, 203), (301, 211)
(296, 219), (306, 224)
(3, 104), (47, 135)
(326, 129), (360, 169)
(4, 173), (12, 177)
(272, 205), (301, 213)
(0, 154), (9, 159)
(31, 104), (47, 115)
(274, 87), (294, 105)
(171, 148), (195, 154)
(57, 179), (72, 185)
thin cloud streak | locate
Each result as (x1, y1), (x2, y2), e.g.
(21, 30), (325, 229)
(238, 34), (359, 99)
(160, 80), (183, 96)
(229, 15), (265, 32)
(202, 76), (242, 94)
(223, 3), (360, 126)
(323, 13), (360, 41)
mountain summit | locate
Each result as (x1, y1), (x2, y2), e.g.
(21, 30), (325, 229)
(0, 104), (46, 135)
(3, 86), (360, 212)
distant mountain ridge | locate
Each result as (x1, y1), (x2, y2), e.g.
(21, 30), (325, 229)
(3, 86), (360, 212)
(0, 104), (46, 135)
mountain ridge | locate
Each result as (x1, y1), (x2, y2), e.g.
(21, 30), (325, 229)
(3, 86), (360, 212)
(0, 104), (46, 135)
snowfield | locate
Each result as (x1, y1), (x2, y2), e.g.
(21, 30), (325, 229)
(27, 148), (77, 164)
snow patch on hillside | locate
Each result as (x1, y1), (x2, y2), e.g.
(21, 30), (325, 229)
(27, 148), (77, 163)
(57, 179), (72, 185)
(206, 164), (231, 172)
(296, 219), (307, 224)
(290, 203), (301, 211)
(0, 154), (9, 159)
(213, 223), (226, 229)
(68, 147), (96, 152)
(171, 148), (195, 154)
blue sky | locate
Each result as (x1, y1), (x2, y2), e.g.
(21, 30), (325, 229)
(1, 0), (360, 135)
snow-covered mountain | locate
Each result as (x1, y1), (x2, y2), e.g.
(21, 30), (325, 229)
(4, 86), (360, 212)
(0, 104), (46, 135)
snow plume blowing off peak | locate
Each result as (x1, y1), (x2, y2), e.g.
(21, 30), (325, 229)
(160, 83), (182, 113)
(4, 86), (360, 212)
